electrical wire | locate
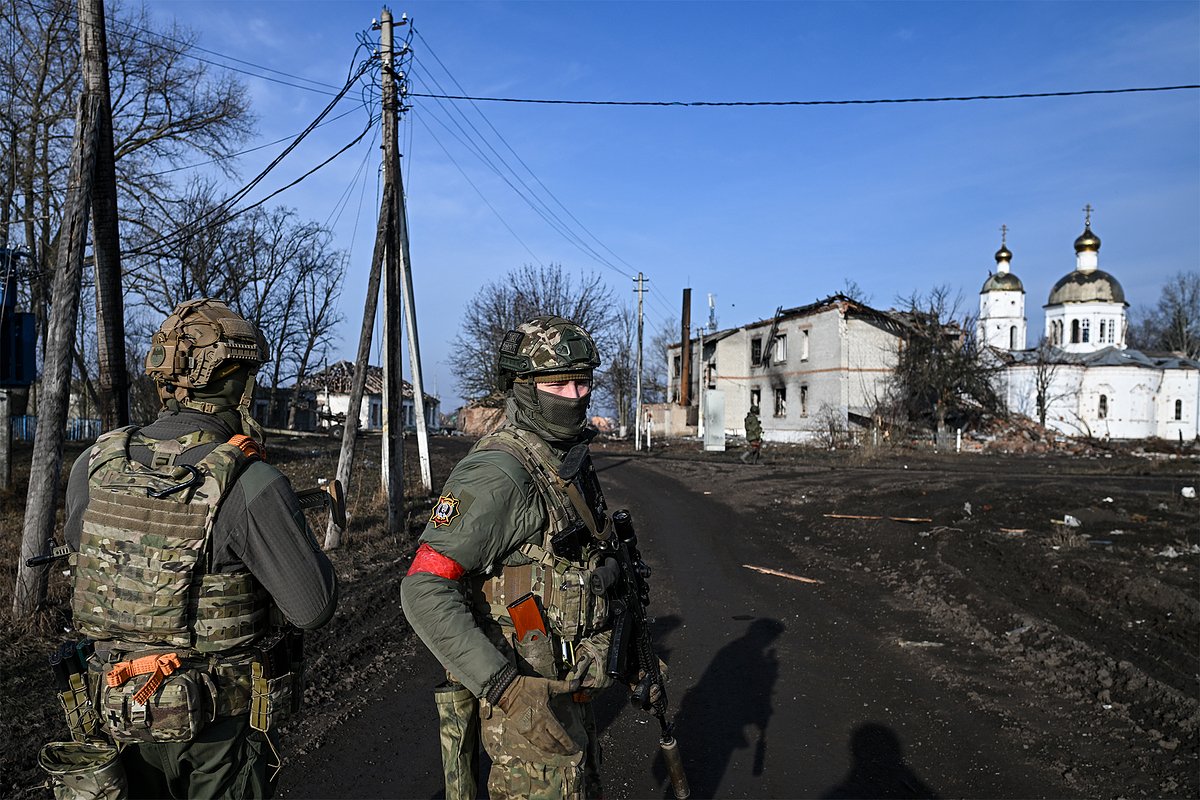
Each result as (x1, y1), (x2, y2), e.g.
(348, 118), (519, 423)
(409, 35), (637, 281)
(410, 107), (545, 267)
(410, 84), (1200, 107)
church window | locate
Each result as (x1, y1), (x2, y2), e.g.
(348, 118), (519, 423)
(1098, 394), (1108, 419)
(1071, 320), (1081, 344)
(1081, 319), (1090, 343)
(1175, 400), (1183, 421)
(774, 387), (787, 417)
(1099, 320), (1106, 342)
(1009, 326), (1018, 349)
(1108, 323), (1116, 344)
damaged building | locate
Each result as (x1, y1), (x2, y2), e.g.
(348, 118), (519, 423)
(661, 295), (908, 442)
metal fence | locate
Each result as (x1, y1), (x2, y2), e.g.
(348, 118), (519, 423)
(9, 416), (102, 442)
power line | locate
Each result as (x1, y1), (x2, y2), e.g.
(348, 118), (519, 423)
(409, 84), (1200, 107)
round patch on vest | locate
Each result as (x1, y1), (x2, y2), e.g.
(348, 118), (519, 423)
(429, 494), (461, 528)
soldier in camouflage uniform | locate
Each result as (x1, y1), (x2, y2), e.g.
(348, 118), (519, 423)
(60, 299), (338, 799)
(402, 315), (638, 800)
(742, 405), (763, 464)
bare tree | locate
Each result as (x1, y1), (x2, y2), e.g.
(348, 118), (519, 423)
(1127, 271), (1200, 359)
(452, 264), (618, 401)
(595, 303), (636, 431)
(0, 0), (253, 360)
(887, 286), (1001, 443)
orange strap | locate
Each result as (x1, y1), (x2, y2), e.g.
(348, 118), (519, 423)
(107, 653), (182, 705)
(228, 434), (265, 460)
(572, 691), (593, 704)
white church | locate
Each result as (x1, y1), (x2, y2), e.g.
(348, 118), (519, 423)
(978, 210), (1199, 441)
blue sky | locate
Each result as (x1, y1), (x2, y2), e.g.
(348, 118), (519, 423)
(144, 0), (1200, 412)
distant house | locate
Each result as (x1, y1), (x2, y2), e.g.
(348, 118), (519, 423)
(664, 295), (908, 442)
(300, 360), (439, 432)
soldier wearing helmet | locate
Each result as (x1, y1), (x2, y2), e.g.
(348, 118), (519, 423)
(403, 314), (632, 800)
(61, 299), (337, 799)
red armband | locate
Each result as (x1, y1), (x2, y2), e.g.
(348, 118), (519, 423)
(407, 543), (467, 581)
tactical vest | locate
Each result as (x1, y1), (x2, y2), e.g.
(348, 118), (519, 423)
(473, 427), (609, 648)
(73, 427), (270, 654)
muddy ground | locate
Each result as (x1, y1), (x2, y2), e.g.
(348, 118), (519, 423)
(1, 432), (1197, 798)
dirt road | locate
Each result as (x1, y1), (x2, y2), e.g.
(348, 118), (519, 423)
(279, 443), (1197, 799)
(4, 435), (1194, 798)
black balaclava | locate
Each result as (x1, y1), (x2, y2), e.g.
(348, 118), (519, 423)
(509, 377), (592, 446)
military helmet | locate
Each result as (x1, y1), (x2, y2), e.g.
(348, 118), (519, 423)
(497, 315), (600, 391)
(144, 298), (269, 390)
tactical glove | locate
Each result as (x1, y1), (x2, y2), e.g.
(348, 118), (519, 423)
(631, 657), (668, 710)
(496, 675), (580, 756)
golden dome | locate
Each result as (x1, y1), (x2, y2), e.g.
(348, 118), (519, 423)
(1074, 225), (1101, 253)
(1046, 269), (1125, 305)
(981, 272), (1023, 293)
(994, 245), (1012, 262)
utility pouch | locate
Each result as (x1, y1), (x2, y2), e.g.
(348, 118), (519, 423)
(433, 681), (480, 800)
(249, 661), (294, 733)
(100, 665), (212, 743)
(38, 741), (128, 800)
(508, 593), (558, 679)
(550, 521), (591, 561)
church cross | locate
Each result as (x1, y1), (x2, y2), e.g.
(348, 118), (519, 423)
(999, 224), (1008, 245)
(1082, 204), (1094, 227)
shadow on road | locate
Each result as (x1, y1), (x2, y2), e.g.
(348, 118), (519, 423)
(820, 723), (941, 799)
(655, 617), (785, 798)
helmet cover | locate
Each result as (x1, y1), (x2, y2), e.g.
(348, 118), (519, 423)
(496, 315), (600, 391)
(144, 298), (268, 390)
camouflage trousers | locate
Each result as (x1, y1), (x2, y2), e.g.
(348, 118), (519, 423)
(482, 694), (601, 800)
(437, 680), (602, 800)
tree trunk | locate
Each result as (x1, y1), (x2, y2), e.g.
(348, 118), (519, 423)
(82, 0), (129, 432)
(14, 92), (100, 617)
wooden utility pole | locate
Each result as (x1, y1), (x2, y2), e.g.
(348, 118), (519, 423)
(80, 0), (127, 430)
(634, 272), (646, 450)
(379, 8), (404, 534)
(325, 189), (391, 549)
(680, 288), (692, 407)
(389, 23), (432, 495)
(14, 92), (102, 616)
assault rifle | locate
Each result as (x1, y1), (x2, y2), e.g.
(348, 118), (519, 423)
(593, 509), (690, 799)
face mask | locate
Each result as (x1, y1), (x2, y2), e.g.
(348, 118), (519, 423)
(511, 381), (591, 443)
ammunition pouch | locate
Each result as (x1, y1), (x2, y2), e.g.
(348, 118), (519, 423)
(434, 681), (480, 800)
(38, 741), (128, 800)
(59, 672), (101, 743)
(50, 640), (100, 742)
(512, 627), (559, 680)
(249, 629), (302, 733)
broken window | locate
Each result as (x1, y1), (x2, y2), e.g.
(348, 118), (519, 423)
(750, 387), (761, 411)
(1098, 394), (1108, 419)
(773, 335), (787, 363)
(800, 329), (810, 361)
(774, 387), (787, 417)
(800, 384), (808, 416)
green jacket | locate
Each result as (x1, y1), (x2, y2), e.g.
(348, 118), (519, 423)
(744, 411), (763, 442)
(400, 442), (551, 699)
